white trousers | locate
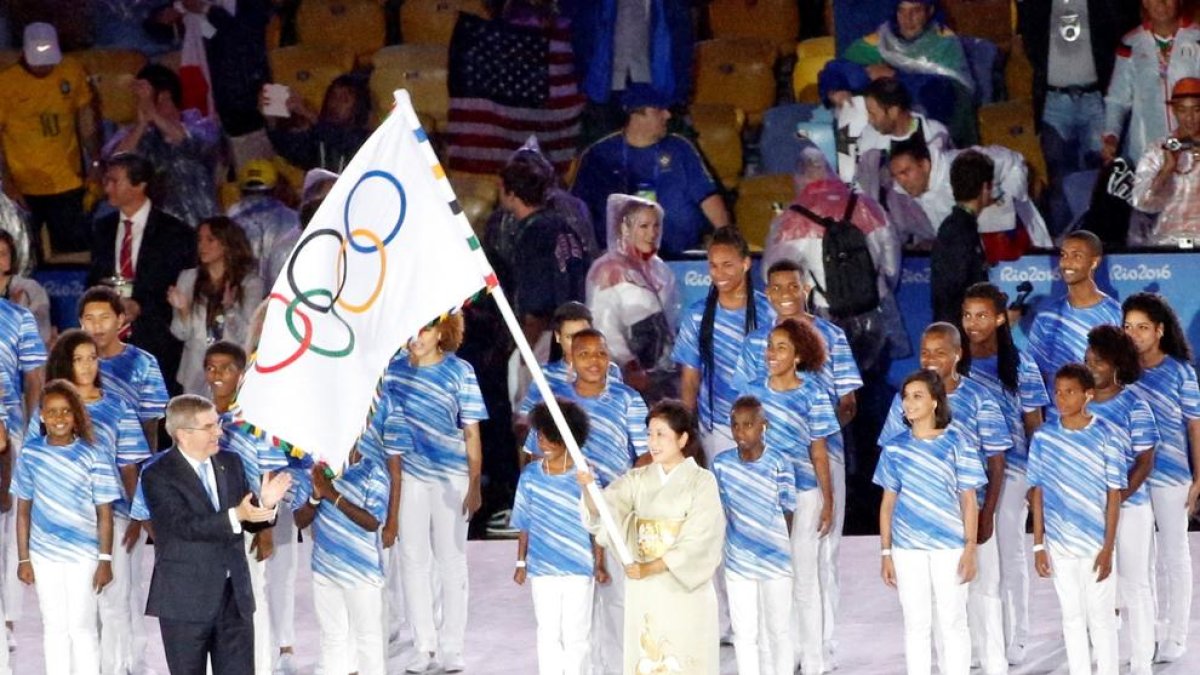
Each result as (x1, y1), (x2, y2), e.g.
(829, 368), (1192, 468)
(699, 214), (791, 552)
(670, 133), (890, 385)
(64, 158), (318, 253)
(127, 526), (152, 672)
(0, 553), (10, 675)
(790, 488), (825, 674)
(819, 458), (846, 661)
(1048, 549), (1118, 675)
(244, 533), (272, 675)
(701, 423), (735, 639)
(1150, 483), (1192, 646)
(100, 516), (137, 675)
(400, 475), (470, 655)
(531, 575), (594, 675)
(968, 531), (1007, 674)
(265, 505), (299, 652)
(313, 575), (386, 675)
(893, 548), (971, 675)
(385, 537), (407, 640)
(32, 556), (100, 675)
(727, 575), (793, 675)
(995, 471), (1030, 651)
(1117, 501), (1155, 673)
(590, 548), (624, 675)
(0, 508), (23, 623)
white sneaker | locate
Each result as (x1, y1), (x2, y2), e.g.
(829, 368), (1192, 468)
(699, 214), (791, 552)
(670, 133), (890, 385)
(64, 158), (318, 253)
(1005, 643), (1026, 665)
(1155, 639), (1186, 663)
(6, 626), (13, 651)
(273, 652), (296, 674)
(406, 651), (437, 673)
(443, 652), (466, 672)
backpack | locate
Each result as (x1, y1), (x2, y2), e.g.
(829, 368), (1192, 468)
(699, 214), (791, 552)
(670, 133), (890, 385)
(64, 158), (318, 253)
(788, 192), (880, 319)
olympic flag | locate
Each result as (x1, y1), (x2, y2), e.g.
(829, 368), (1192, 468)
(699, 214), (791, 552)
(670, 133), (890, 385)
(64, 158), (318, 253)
(235, 90), (497, 468)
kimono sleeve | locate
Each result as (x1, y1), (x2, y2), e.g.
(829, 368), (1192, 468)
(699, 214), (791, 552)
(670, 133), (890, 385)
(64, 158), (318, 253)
(660, 470), (726, 591)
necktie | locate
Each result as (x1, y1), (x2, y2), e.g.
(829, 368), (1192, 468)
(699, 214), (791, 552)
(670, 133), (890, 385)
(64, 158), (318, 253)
(119, 219), (135, 280)
(199, 461), (219, 511)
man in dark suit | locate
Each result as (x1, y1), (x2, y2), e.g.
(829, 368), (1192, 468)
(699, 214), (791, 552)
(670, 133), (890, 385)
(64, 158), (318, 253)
(140, 395), (290, 674)
(89, 152), (196, 396)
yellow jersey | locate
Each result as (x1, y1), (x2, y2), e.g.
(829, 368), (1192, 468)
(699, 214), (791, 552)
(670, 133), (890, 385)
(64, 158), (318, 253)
(0, 57), (93, 196)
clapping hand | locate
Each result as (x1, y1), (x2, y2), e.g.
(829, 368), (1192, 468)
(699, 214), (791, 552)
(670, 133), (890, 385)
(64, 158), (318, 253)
(235, 493), (275, 523)
(259, 472), (292, 510)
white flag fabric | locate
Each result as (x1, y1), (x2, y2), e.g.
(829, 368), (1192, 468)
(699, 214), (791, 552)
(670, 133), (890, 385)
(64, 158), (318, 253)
(237, 90), (496, 467)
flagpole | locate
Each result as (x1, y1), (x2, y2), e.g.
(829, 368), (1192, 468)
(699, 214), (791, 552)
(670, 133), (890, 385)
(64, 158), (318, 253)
(489, 286), (635, 566)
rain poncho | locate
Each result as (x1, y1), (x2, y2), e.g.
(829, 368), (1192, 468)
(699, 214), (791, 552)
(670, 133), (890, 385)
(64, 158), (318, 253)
(585, 194), (679, 379)
(1130, 139), (1200, 246)
(227, 193), (300, 285)
(0, 190), (33, 276)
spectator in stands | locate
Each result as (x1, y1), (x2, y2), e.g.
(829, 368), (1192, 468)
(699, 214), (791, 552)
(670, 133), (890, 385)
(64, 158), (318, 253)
(0, 23), (100, 256)
(88, 153), (197, 396)
(568, 0), (694, 140)
(227, 159), (299, 285)
(930, 150), (992, 325)
(837, 0), (976, 145)
(572, 84), (729, 257)
(91, 0), (175, 56)
(502, 152), (590, 350)
(887, 139), (1052, 259)
(106, 63), (220, 228)
(0, 230), (51, 344)
(485, 138), (597, 290)
(266, 74), (372, 174)
(585, 194), (679, 403)
(1131, 77), (1200, 246)
(0, 190), (33, 275)
(1104, 0), (1200, 164)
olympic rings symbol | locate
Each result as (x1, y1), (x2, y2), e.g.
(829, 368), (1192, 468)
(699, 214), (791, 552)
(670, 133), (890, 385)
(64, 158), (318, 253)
(253, 171), (405, 374)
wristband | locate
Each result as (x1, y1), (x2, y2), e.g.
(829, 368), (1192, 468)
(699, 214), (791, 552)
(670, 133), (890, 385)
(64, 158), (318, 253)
(1032, 544), (1045, 553)
(334, 494), (344, 509)
(308, 496), (321, 507)
(17, 559), (29, 565)
(97, 553), (113, 562)
(880, 549), (892, 557)
(514, 560), (527, 568)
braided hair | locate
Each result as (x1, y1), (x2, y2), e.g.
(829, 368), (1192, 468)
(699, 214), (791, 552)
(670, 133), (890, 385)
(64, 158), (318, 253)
(699, 227), (758, 430)
(961, 283), (1019, 393)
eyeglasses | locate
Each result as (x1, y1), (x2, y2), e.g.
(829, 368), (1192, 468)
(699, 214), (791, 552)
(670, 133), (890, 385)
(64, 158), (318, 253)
(179, 424), (221, 435)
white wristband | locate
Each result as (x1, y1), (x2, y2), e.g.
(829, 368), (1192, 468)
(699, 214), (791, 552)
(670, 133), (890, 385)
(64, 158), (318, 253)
(308, 497), (321, 507)
(1032, 544), (1045, 553)
(880, 549), (892, 557)
(98, 553), (113, 562)
(514, 560), (527, 568)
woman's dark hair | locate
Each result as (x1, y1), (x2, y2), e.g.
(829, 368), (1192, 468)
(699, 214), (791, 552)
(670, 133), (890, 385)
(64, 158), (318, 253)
(1086, 324), (1142, 386)
(961, 283), (1019, 393)
(0, 229), (19, 276)
(1055, 363), (1096, 392)
(322, 73), (372, 129)
(646, 399), (706, 469)
(771, 318), (827, 373)
(41, 379), (95, 445)
(530, 398), (590, 448)
(1122, 292), (1193, 362)
(195, 217), (257, 333)
(47, 329), (103, 389)
(699, 227), (757, 430)
(901, 369), (952, 430)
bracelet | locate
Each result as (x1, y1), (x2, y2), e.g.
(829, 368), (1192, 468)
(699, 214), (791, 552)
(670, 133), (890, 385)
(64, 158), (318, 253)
(334, 494), (344, 509)
(514, 560), (526, 568)
(1032, 544), (1045, 553)
(880, 549), (892, 557)
(308, 496), (321, 507)
(17, 559), (29, 565)
(97, 553), (113, 562)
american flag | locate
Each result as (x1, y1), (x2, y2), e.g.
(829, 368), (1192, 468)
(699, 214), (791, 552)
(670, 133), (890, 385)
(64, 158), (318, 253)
(446, 13), (585, 176)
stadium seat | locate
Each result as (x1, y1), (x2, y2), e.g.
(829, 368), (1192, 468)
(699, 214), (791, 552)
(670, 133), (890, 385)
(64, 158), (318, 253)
(961, 36), (1000, 105)
(694, 38), (778, 126)
(269, 45), (356, 113)
(72, 49), (149, 125)
(943, 0), (1015, 53)
(735, 173), (795, 250)
(399, 0), (490, 46)
(978, 99), (1048, 199)
(448, 171), (500, 237)
(295, 0), (386, 63)
(690, 103), (745, 190)
(707, 0), (801, 59)
(370, 45), (449, 131)
(1006, 35), (1034, 101)
(153, 51), (182, 72)
(792, 36), (836, 104)
(0, 49), (20, 70)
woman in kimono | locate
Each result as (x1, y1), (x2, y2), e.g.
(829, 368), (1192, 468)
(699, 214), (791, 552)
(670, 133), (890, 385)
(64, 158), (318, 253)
(579, 400), (725, 674)
(586, 194), (680, 403)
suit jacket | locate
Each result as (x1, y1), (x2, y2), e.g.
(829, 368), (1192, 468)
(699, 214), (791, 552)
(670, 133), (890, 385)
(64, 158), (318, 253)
(89, 207), (196, 390)
(141, 447), (266, 623)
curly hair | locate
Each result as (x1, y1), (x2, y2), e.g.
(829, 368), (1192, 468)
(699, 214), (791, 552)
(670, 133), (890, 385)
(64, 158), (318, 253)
(770, 318), (827, 373)
(901, 369), (952, 430)
(1055, 363), (1096, 392)
(433, 312), (466, 353)
(46, 329), (103, 388)
(195, 217), (258, 333)
(40, 379), (95, 446)
(1122, 292), (1193, 362)
(646, 399), (706, 469)
(530, 398), (591, 448)
(1087, 325), (1142, 385)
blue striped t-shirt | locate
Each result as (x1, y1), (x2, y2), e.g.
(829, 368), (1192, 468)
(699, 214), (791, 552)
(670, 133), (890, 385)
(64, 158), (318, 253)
(511, 461), (595, 577)
(1088, 388), (1158, 506)
(969, 353), (1050, 474)
(1127, 357), (1200, 487)
(739, 376), (839, 492)
(310, 458), (389, 588)
(711, 447), (795, 581)
(1026, 294), (1122, 387)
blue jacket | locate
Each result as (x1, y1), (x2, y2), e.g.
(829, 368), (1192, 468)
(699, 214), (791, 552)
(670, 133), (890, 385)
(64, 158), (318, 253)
(570, 0), (693, 105)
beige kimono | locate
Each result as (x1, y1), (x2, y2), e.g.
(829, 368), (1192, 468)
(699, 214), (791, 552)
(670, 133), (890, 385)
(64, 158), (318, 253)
(590, 458), (726, 675)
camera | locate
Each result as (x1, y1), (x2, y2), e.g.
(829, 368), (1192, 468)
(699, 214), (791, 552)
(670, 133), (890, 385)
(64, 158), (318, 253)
(1164, 137), (1195, 152)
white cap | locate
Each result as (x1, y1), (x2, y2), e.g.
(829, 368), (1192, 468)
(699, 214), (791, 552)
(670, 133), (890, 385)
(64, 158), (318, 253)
(301, 168), (339, 206)
(23, 23), (62, 68)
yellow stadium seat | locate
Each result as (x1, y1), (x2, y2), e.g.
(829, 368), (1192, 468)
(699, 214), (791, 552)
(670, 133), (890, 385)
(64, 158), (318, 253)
(0, 49), (20, 70)
(370, 45), (449, 131)
(1005, 35), (1034, 102)
(793, 36), (836, 104)
(73, 49), (149, 125)
(153, 50), (182, 72)
(978, 99), (1048, 199)
(269, 45), (356, 113)
(943, 0), (1014, 53)
(694, 38), (778, 126)
(448, 171), (500, 237)
(690, 103), (745, 190)
(295, 0), (386, 62)
(399, 0), (490, 46)
(735, 173), (794, 250)
(707, 0), (800, 58)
